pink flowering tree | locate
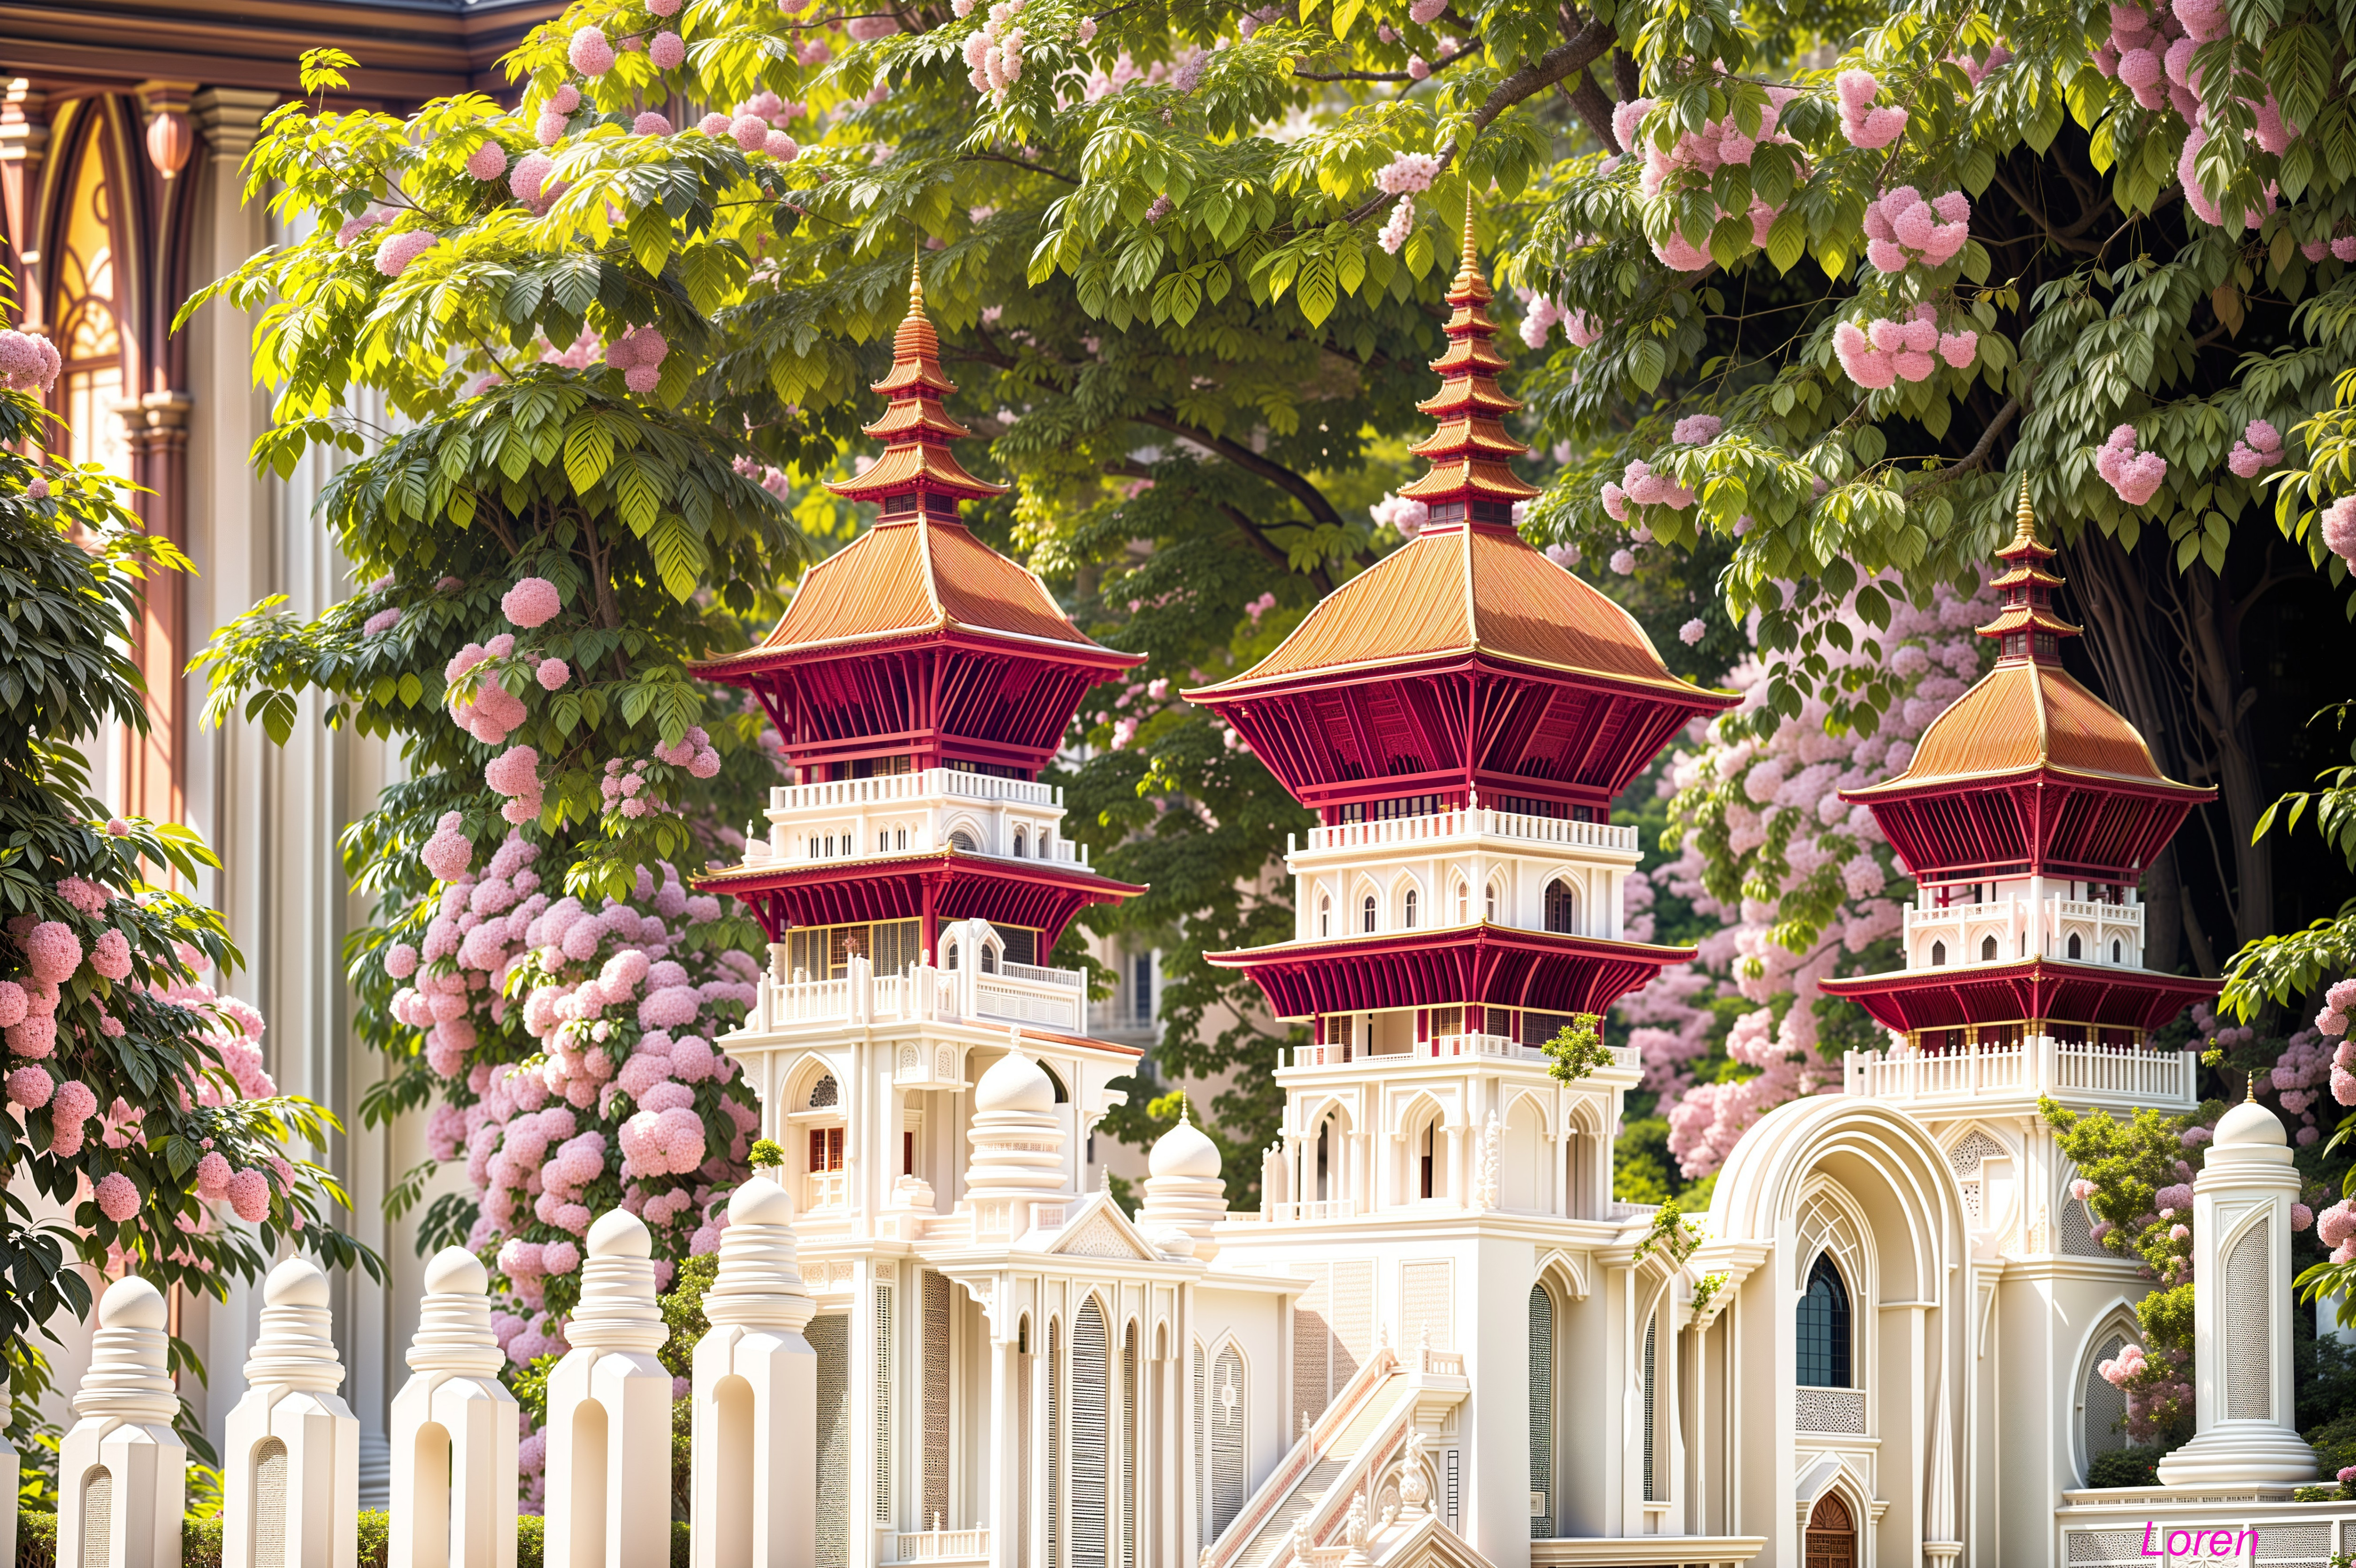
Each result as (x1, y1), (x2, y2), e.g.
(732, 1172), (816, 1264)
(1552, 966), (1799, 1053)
(0, 370), (374, 1446)
(1629, 573), (2000, 1177)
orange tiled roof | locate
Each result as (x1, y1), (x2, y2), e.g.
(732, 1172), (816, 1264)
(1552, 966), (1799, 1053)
(1846, 659), (2203, 796)
(1187, 207), (1715, 704)
(1188, 469), (1712, 698)
(695, 261), (1134, 669)
(1848, 484), (2200, 799)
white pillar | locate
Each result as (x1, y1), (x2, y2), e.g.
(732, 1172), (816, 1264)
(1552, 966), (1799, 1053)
(545, 1210), (675, 1568)
(391, 1248), (519, 1568)
(58, 1277), (185, 1568)
(691, 1177), (817, 1568)
(2156, 1094), (2317, 1485)
(223, 1257), (361, 1568)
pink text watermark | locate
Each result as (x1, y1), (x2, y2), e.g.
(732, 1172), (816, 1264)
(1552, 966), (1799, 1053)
(2140, 1522), (2258, 1563)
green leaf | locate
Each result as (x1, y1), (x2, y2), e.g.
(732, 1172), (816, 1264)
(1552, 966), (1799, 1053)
(645, 516), (707, 602)
(1630, 337), (1667, 393)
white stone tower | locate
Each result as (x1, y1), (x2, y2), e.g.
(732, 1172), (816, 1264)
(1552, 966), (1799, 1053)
(2157, 1091), (2316, 1485)
(222, 1256), (361, 1568)
(691, 1175), (818, 1568)
(391, 1247), (519, 1568)
(58, 1275), (185, 1568)
(544, 1209), (676, 1568)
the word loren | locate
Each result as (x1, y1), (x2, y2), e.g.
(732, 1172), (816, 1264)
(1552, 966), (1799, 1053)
(2140, 1522), (2257, 1562)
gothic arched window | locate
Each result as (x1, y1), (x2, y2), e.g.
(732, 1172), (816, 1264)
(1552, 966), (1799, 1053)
(1403, 888), (1418, 929)
(2067, 932), (2082, 959)
(1544, 879), (1577, 934)
(1361, 895), (1377, 933)
(1981, 934), (1999, 961)
(1931, 940), (1947, 965)
(1797, 1254), (1852, 1388)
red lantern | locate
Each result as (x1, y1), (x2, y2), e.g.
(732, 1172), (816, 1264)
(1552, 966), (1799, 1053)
(146, 108), (192, 181)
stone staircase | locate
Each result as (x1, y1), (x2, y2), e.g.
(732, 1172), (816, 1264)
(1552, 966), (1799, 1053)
(1205, 1349), (1419, 1568)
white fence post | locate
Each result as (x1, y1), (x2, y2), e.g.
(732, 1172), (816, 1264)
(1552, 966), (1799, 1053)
(544, 1210), (674, 1568)
(391, 1247), (519, 1568)
(57, 1276), (184, 1568)
(223, 1257), (361, 1568)
(690, 1176), (817, 1568)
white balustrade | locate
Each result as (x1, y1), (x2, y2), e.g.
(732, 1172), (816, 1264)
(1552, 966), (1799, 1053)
(1297, 807), (1639, 856)
(741, 952), (1090, 1040)
(391, 1247), (518, 1568)
(768, 770), (1058, 813)
(1901, 893), (2146, 968)
(1284, 1037), (1639, 1072)
(545, 1212), (675, 1568)
(1843, 1035), (2195, 1109)
(804, 1169), (848, 1210)
(747, 768), (1091, 869)
(691, 1177), (818, 1568)
(223, 1258), (360, 1568)
(59, 1275), (184, 1568)
(894, 1526), (990, 1560)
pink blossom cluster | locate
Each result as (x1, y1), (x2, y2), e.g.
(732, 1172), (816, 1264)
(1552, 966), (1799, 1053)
(1377, 197), (1417, 255)
(0, 329), (62, 394)
(604, 326), (671, 394)
(1601, 458), (1693, 520)
(569, 26), (617, 76)
(1639, 573), (2003, 1175)
(1834, 69), (1908, 148)
(2302, 232), (2356, 263)
(1370, 492), (1429, 540)
(374, 230), (439, 278)
(706, 91), (803, 161)
(1863, 187), (1970, 272)
(1832, 303), (1978, 390)
(965, 0), (1028, 96)
(1516, 291), (1596, 349)
(1949, 43), (2013, 86)
(2094, 424), (2169, 506)
(465, 140), (510, 183)
(2226, 418), (2282, 477)
(1612, 92), (1793, 270)
(2325, 497), (2356, 564)
(2177, 128), (2279, 231)
(2092, 0), (2210, 118)
(447, 634), (530, 744)
(2100, 1343), (2194, 1440)
(509, 151), (563, 216)
(733, 454), (791, 501)
(535, 84), (582, 148)
(1375, 152), (1442, 195)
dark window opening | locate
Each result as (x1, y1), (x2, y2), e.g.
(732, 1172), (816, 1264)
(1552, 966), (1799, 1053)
(1797, 1254), (1852, 1387)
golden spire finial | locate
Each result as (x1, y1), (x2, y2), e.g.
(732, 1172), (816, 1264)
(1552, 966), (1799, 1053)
(910, 243), (925, 310)
(1452, 180), (1482, 289)
(2010, 474), (2036, 549)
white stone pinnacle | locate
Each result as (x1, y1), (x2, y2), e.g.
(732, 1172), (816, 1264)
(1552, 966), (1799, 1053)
(242, 1256), (346, 1396)
(74, 1275), (178, 1425)
(407, 1246), (506, 1378)
(704, 1176), (815, 1332)
(567, 1208), (667, 1355)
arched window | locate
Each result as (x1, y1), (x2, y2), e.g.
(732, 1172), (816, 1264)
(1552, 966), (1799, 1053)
(1209, 1347), (1247, 1542)
(1071, 1300), (1110, 1568)
(1013, 828), (1027, 858)
(1981, 934), (1999, 961)
(1797, 1254), (1852, 1388)
(1419, 1118), (1438, 1199)
(1528, 1285), (1554, 1537)
(1314, 1119), (1330, 1201)
(896, 826), (908, 851)
(1930, 940), (1947, 966)
(53, 108), (131, 482)
(943, 941), (960, 971)
(1485, 882), (1498, 922)
(1362, 895), (1378, 933)
(1452, 882), (1468, 925)
(807, 1073), (840, 1109)
(2080, 1326), (2132, 1479)
(1319, 895), (1332, 938)
(2112, 938), (2122, 964)
(1544, 879), (1578, 934)
(2067, 932), (2082, 959)
(980, 942), (998, 974)
(1403, 888), (1419, 929)
(949, 828), (978, 852)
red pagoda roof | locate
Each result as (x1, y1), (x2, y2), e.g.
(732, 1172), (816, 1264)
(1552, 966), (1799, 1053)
(1818, 956), (2218, 1036)
(1839, 482), (2210, 880)
(696, 848), (1141, 948)
(1185, 208), (1731, 816)
(691, 260), (1141, 777)
(1207, 922), (1696, 1020)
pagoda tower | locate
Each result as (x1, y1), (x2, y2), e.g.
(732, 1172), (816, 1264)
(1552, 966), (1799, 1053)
(691, 264), (1194, 1568)
(1817, 482), (2220, 1048)
(1187, 210), (1738, 1554)
(1817, 483), (2223, 1549)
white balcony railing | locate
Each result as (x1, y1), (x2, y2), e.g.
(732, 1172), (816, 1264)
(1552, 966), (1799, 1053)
(1843, 1036), (2195, 1109)
(737, 945), (1088, 1038)
(803, 1170), (846, 1209)
(894, 1528), (989, 1562)
(769, 770), (1056, 812)
(1297, 807), (1638, 856)
(1901, 894), (2145, 968)
(1284, 1035), (1639, 1072)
